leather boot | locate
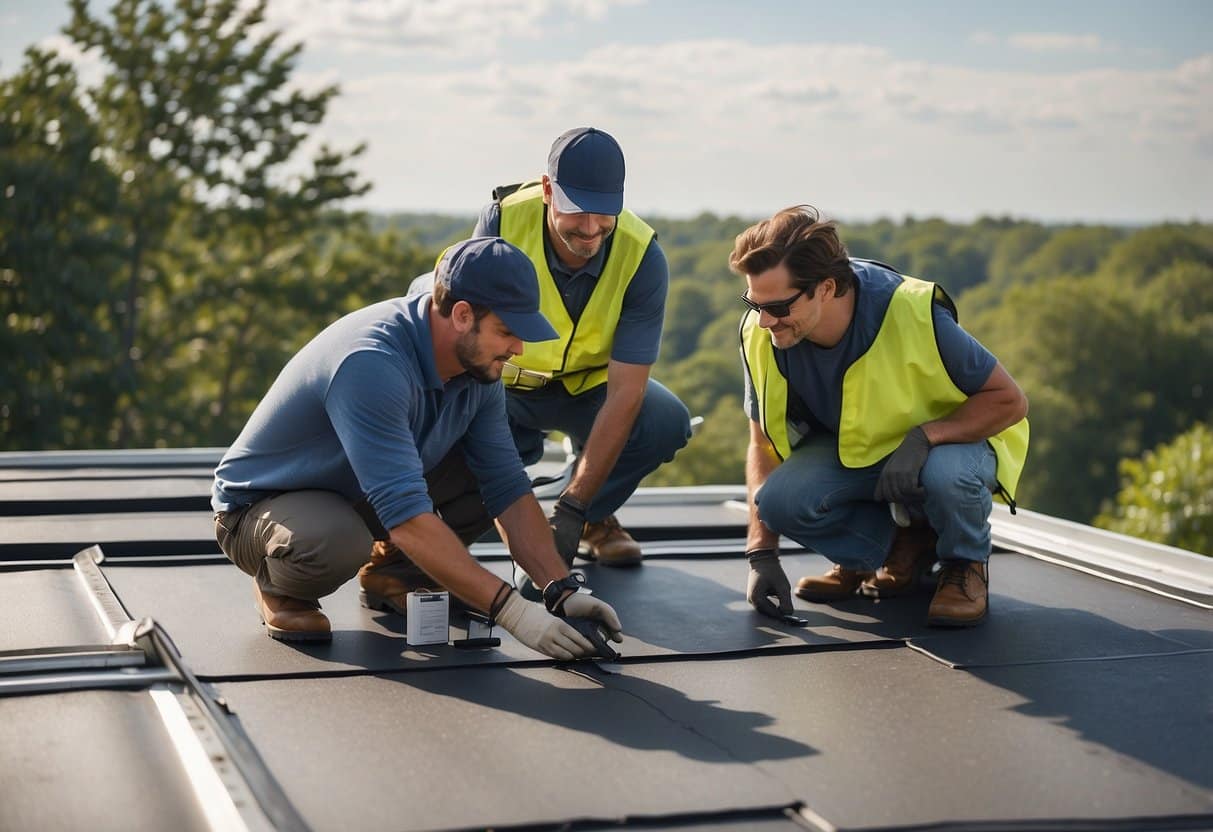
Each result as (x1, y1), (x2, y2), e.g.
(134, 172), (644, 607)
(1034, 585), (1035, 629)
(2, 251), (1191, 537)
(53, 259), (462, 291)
(580, 516), (642, 567)
(794, 564), (874, 602)
(253, 583), (331, 642)
(927, 560), (989, 627)
(358, 540), (445, 614)
(860, 525), (938, 598)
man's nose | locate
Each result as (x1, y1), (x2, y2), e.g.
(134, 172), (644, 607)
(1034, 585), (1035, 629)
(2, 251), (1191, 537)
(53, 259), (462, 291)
(758, 309), (778, 328)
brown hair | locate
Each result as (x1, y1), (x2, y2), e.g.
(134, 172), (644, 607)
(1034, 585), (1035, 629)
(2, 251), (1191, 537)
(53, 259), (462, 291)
(431, 278), (493, 321)
(729, 205), (855, 296)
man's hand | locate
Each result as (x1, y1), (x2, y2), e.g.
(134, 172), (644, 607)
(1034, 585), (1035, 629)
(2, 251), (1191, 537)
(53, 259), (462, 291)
(495, 591), (596, 660)
(561, 592), (624, 643)
(746, 548), (793, 619)
(874, 425), (932, 505)
(548, 494), (587, 566)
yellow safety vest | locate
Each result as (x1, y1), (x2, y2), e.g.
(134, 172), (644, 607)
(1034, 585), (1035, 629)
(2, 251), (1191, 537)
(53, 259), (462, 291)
(739, 274), (1029, 503)
(499, 183), (655, 394)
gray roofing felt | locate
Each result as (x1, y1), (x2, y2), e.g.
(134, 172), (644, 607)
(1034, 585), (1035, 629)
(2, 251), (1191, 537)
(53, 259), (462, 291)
(1, 451), (1211, 831)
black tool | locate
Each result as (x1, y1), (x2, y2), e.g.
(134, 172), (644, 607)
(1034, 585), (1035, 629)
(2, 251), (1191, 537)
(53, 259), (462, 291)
(566, 617), (620, 661)
(781, 613), (810, 627)
(452, 611), (501, 650)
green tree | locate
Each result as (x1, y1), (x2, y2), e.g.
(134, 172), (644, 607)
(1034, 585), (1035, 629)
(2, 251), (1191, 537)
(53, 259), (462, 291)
(1095, 423), (1213, 555)
(0, 48), (124, 449)
(64, 0), (365, 446)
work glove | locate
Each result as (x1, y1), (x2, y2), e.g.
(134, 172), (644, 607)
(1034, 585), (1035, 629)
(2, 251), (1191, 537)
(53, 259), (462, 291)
(746, 548), (793, 620)
(874, 425), (932, 506)
(560, 592), (624, 643)
(495, 591), (597, 660)
(548, 493), (587, 566)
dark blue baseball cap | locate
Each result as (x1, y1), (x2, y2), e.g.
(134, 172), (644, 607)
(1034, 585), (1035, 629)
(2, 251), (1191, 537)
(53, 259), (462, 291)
(436, 238), (558, 342)
(546, 127), (625, 216)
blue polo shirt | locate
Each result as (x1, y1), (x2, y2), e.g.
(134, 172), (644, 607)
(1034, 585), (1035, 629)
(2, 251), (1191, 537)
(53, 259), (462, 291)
(743, 260), (997, 439)
(474, 201), (668, 366)
(212, 293), (532, 530)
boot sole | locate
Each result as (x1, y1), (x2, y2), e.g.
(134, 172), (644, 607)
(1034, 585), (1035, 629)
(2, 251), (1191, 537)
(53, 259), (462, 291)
(360, 589), (406, 615)
(926, 609), (988, 628)
(260, 620), (332, 642)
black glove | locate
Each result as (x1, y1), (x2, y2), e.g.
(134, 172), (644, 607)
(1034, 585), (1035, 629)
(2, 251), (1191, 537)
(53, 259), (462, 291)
(746, 548), (793, 619)
(548, 494), (587, 566)
(874, 425), (932, 505)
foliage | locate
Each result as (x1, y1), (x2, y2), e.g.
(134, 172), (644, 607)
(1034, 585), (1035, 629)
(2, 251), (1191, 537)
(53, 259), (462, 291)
(0, 48), (124, 448)
(60, 0), (368, 445)
(1095, 423), (1213, 555)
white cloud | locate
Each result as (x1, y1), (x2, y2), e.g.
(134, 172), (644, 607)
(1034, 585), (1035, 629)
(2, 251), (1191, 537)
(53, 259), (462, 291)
(255, 0), (641, 56)
(1008, 32), (1110, 53)
(37, 34), (107, 88)
(322, 38), (1213, 221)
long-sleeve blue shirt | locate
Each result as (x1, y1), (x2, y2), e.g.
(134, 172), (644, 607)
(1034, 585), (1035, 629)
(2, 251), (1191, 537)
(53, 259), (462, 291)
(212, 293), (532, 530)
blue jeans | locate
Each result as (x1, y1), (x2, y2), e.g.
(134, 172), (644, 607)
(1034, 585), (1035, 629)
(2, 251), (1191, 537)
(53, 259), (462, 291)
(755, 433), (998, 569)
(506, 379), (692, 522)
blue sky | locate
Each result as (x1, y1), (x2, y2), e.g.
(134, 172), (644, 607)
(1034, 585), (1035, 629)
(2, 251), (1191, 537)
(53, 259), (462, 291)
(2, 0), (1210, 222)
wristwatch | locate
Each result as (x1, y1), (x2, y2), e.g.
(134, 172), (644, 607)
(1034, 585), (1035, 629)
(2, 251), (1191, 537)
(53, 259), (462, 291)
(541, 574), (583, 614)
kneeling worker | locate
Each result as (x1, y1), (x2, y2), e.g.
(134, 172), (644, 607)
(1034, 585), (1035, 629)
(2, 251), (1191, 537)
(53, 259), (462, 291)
(212, 238), (622, 660)
(733, 206), (1029, 627)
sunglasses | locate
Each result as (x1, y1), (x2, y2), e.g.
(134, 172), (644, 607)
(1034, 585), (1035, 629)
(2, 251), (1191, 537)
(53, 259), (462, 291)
(739, 288), (807, 318)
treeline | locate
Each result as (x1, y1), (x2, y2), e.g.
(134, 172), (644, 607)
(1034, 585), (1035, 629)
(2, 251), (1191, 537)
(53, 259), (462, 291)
(2, 0), (1209, 553)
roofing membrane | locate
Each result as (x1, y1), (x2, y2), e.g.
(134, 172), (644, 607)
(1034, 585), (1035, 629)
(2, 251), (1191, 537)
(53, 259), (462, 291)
(1, 450), (1210, 831)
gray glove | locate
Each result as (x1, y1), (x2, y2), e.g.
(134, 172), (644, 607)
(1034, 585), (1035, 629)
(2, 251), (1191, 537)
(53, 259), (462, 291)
(548, 494), (587, 566)
(561, 592), (624, 643)
(495, 592), (596, 660)
(874, 425), (932, 505)
(746, 548), (793, 619)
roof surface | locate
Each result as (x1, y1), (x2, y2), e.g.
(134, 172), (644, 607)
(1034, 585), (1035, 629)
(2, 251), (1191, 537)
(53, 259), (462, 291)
(1, 450), (1210, 831)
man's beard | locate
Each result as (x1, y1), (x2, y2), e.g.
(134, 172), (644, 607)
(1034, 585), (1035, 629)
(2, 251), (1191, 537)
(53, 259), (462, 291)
(455, 327), (506, 384)
(557, 222), (613, 259)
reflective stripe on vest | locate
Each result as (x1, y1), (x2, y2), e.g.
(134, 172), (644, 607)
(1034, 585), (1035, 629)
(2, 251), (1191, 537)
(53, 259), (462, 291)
(499, 183), (655, 394)
(739, 275), (1029, 501)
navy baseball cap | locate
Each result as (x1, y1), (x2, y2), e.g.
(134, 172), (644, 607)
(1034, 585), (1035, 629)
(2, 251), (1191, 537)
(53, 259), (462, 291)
(436, 238), (559, 342)
(546, 127), (625, 216)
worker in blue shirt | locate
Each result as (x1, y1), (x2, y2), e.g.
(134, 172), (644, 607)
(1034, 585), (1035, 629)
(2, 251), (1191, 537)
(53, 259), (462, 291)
(212, 238), (622, 658)
(733, 206), (1029, 627)
(457, 128), (692, 577)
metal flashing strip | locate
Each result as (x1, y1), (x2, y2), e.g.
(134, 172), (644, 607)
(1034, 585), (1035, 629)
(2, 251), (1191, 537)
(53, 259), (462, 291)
(990, 505), (1213, 608)
(0, 447), (227, 469)
(0, 644), (146, 675)
(73, 544), (139, 639)
(0, 668), (177, 696)
(149, 687), (275, 832)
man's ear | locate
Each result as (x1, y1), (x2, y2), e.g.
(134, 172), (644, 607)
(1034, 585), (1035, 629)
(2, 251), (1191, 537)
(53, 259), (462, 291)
(540, 175), (553, 206)
(450, 299), (475, 334)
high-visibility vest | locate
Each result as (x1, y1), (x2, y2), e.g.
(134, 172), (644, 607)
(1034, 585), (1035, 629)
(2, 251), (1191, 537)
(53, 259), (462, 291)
(739, 273), (1029, 503)
(499, 183), (655, 394)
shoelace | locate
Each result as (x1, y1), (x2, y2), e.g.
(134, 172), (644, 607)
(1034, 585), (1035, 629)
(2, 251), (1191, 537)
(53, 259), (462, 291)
(938, 563), (972, 592)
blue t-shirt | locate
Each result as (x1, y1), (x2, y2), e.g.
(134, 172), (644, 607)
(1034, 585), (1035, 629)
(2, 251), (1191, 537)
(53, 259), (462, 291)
(743, 260), (997, 439)
(474, 201), (668, 366)
(212, 294), (532, 530)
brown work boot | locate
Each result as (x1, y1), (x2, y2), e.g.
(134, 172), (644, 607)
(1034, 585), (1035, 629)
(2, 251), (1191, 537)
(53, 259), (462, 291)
(253, 583), (331, 642)
(580, 515), (642, 566)
(927, 560), (989, 627)
(794, 564), (875, 602)
(358, 540), (445, 614)
(861, 525), (938, 598)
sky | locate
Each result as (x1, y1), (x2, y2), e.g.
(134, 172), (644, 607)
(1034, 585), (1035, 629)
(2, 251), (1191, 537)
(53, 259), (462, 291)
(2, 0), (1211, 223)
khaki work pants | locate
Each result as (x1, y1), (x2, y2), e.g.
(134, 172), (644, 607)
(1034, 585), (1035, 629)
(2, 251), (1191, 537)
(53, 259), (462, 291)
(214, 448), (493, 600)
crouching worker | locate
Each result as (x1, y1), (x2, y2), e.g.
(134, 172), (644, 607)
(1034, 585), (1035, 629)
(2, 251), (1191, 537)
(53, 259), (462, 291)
(732, 207), (1029, 627)
(211, 237), (622, 660)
